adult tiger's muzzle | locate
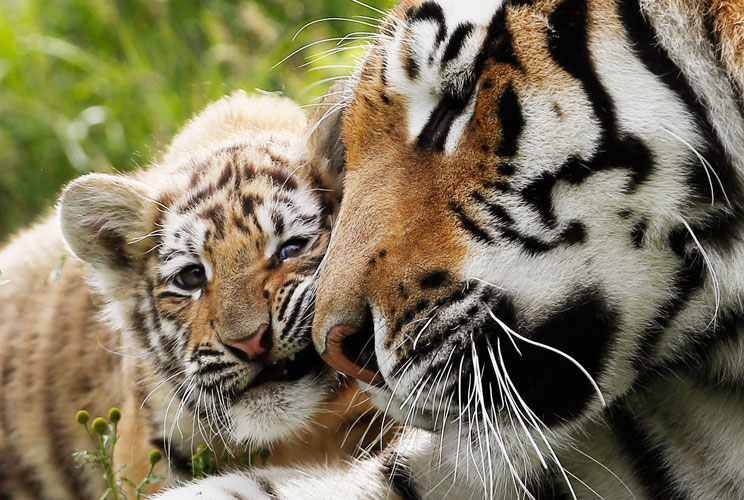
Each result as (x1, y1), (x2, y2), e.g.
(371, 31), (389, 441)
(321, 313), (384, 386)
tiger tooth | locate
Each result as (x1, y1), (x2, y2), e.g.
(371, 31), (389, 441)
(288, 353), (295, 362)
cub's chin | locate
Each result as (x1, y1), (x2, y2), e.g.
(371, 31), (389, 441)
(225, 344), (337, 446)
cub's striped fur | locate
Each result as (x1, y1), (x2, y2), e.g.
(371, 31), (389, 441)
(0, 92), (387, 499)
(158, 0), (744, 499)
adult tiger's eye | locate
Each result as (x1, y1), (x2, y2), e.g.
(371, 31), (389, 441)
(278, 238), (308, 262)
(175, 264), (207, 289)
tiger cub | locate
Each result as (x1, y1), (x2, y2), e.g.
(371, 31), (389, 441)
(0, 92), (384, 499)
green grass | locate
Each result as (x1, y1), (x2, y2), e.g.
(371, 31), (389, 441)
(0, 0), (392, 241)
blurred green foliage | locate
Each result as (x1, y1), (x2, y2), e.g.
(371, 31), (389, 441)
(0, 0), (392, 241)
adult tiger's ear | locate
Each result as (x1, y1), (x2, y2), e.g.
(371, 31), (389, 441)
(306, 80), (351, 195)
(57, 173), (157, 270)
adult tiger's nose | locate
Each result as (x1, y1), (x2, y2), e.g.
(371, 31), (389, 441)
(320, 309), (384, 386)
(224, 323), (273, 361)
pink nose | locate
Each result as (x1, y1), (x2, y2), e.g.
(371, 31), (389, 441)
(224, 324), (273, 360)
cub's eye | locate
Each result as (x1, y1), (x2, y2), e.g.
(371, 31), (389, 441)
(278, 238), (308, 262)
(174, 264), (207, 289)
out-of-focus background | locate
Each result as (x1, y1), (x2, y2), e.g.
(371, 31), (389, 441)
(0, 0), (392, 242)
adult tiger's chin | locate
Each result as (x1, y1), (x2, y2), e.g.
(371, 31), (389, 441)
(226, 368), (337, 446)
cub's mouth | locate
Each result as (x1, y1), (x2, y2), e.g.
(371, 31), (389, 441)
(224, 341), (325, 392)
(250, 343), (323, 389)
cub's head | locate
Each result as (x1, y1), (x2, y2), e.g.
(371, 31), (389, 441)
(59, 92), (345, 446)
(313, 0), (744, 435)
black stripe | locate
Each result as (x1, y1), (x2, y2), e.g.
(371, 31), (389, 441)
(387, 283), (479, 366)
(442, 23), (474, 66)
(224, 490), (251, 500)
(217, 162), (233, 189)
(498, 224), (555, 254)
(196, 361), (238, 376)
(276, 281), (299, 322)
(634, 227), (706, 370)
(452, 204), (494, 244)
(521, 173), (557, 228)
(156, 291), (190, 300)
(482, 7), (521, 68)
(417, 94), (470, 151)
(609, 404), (691, 500)
(264, 167), (298, 191)
(496, 84), (524, 157)
(382, 454), (421, 500)
(255, 478), (278, 499)
(548, 0), (614, 137)
(529, 472), (572, 500)
(630, 219), (647, 248)
(201, 205), (225, 240)
(470, 192), (585, 255)
(407, 2), (446, 45)
(482, 200), (514, 225)
(282, 284), (312, 339)
(404, 41), (420, 80)
(271, 210), (285, 237)
(548, 0), (654, 191)
(192, 345), (224, 358)
(419, 270), (451, 289)
(619, 0), (740, 206)
(380, 46), (388, 86)
(178, 185), (214, 214)
(242, 193), (260, 217)
(204, 371), (240, 391)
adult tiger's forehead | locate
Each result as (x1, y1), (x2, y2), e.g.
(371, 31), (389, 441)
(345, 0), (594, 160)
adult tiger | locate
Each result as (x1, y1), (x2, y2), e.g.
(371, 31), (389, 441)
(155, 0), (744, 498)
(0, 92), (388, 499)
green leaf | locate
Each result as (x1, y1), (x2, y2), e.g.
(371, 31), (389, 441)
(120, 476), (137, 489)
(72, 449), (98, 465)
(149, 473), (166, 483)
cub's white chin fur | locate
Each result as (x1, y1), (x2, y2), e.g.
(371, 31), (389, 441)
(226, 371), (334, 446)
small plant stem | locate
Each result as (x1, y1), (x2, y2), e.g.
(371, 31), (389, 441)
(83, 423), (97, 447)
(98, 433), (119, 500)
(135, 462), (156, 500)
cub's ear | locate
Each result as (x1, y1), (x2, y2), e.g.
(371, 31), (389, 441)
(57, 173), (156, 269)
(306, 80), (351, 188)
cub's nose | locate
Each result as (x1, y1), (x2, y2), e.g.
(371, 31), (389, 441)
(321, 310), (384, 386)
(223, 323), (273, 361)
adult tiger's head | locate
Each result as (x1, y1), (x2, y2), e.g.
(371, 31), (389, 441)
(315, 0), (744, 436)
(58, 92), (345, 446)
